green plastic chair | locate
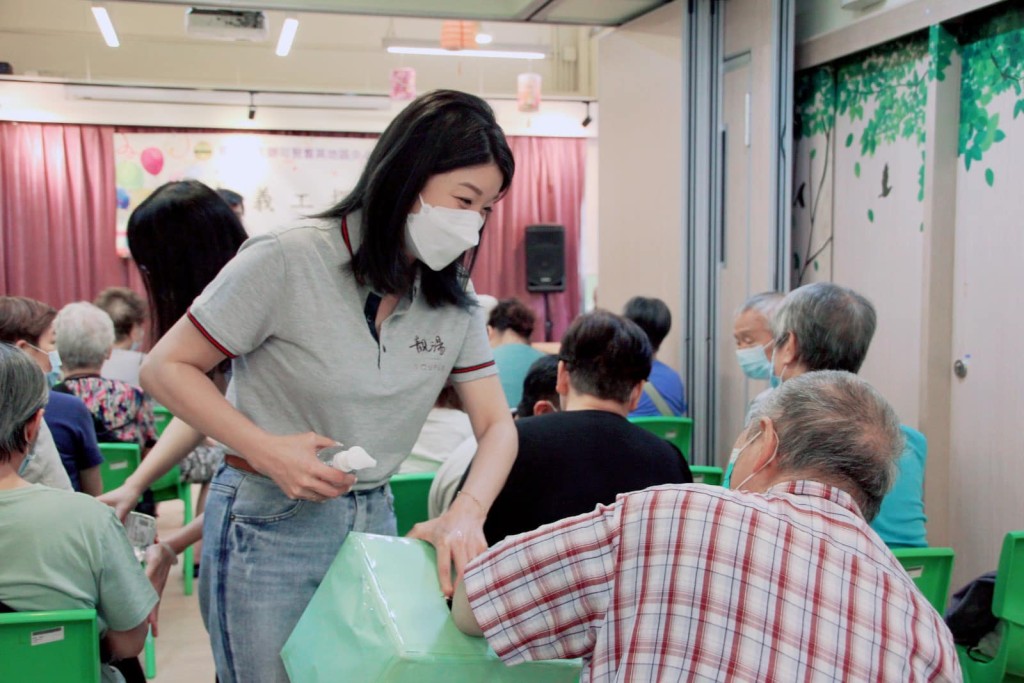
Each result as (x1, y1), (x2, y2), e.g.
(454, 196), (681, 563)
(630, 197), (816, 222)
(0, 609), (101, 683)
(98, 442), (142, 492)
(689, 465), (724, 486)
(957, 530), (1024, 683)
(629, 416), (694, 460)
(153, 405), (173, 437)
(891, 547), (955, 614)
(390, 472), (435, 536)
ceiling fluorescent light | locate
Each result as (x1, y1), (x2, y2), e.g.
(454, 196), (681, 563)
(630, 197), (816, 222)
(91, 5), (120, 48)
(383, 37), (545, 60)
(386, 46), (544, 60)
(276, 17), (298, 57)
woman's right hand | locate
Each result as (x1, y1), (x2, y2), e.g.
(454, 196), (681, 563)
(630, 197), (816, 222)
(99, 483), (143, 523)
(247, 432), (357, 501)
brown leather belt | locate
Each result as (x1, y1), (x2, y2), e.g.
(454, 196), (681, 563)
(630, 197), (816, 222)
(224, 453), (259, 475)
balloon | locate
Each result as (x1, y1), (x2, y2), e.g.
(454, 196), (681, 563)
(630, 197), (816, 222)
(116, 187), (130, 209)
(141, 147), (164, 176)
(194, 141), (213, 160)
(116, 161), (144, 190)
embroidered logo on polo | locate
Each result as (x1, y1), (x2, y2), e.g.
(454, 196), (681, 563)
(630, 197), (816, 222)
(409, 335), (446, 356)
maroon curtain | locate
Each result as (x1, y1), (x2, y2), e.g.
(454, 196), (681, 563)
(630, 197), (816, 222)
(1, 124), (586, 340)
(0, 122), (144, 307)
(474, 136), (586, 341)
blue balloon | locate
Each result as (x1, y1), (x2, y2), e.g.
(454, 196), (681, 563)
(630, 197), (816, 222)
(116, 187), (130, 210)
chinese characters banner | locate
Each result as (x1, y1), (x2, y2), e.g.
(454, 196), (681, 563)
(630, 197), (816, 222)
(114, 132), (377, 255)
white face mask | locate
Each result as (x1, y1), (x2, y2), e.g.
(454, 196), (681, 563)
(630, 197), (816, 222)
(405, 195), (484, 271)
(734, 430), (780, 491)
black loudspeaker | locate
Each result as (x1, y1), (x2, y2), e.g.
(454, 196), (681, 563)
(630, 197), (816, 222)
(524, 224), (565, 292)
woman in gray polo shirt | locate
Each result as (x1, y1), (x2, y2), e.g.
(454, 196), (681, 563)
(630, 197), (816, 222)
(141, 90), (518, 683)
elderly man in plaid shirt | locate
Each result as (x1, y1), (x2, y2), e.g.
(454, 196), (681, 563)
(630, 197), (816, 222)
(453, 371), (960, 682)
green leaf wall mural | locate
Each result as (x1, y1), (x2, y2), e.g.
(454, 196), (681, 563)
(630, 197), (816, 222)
(793, 34), (929, 285)
(957, 6), (1024, 185)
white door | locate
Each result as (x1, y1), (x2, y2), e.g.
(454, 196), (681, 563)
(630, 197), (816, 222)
(948, 76), (1024, 584)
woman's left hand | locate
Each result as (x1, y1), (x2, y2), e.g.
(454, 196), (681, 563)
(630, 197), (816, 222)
(408, 496), (487, 598)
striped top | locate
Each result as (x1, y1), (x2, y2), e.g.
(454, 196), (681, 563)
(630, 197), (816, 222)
(465, 481), (960, 682)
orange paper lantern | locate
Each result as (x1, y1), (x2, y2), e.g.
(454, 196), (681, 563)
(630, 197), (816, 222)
(440, 20), (479, 51)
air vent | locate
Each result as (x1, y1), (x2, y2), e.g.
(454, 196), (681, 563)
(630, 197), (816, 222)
(185, 8), (268, 42)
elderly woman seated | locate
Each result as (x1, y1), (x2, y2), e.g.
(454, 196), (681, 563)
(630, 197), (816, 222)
(0, 343), (159, 683)
(53, 303), (157, 451)
(95, 287), (148, 388)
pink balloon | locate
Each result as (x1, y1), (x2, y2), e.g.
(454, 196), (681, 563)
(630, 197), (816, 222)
(141, 147), (164, 176)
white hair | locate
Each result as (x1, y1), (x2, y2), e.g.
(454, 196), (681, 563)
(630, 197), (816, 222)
(55, 302), (115, 371)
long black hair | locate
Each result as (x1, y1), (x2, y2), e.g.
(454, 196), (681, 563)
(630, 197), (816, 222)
(127, 180), (248, 340)
(319, 90), (515, 309)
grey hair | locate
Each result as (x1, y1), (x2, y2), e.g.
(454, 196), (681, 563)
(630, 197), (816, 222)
(738, 291), (785, 320)
(55, 302), (116, 371)
(771, 282), (877, 373)
(749, 370), (902, 521)
(0, 343), (49, 461)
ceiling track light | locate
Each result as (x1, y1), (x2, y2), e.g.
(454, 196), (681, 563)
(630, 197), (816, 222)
(581, 101), (592, 127)
(248, 92), (256, 120)
(91, 4), (120, 48)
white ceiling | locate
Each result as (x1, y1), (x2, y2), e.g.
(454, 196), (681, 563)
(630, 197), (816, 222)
(0, 0), (606, 95)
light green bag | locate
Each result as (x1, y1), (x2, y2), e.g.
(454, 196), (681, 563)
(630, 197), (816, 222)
(281, 532), (582, 683)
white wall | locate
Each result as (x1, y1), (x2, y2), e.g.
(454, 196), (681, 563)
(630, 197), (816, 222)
(0, 80), (598, 138)
(596, 1), (684, 368)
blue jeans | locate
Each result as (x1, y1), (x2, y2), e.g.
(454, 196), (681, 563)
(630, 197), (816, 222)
(199, 463), (396, 683)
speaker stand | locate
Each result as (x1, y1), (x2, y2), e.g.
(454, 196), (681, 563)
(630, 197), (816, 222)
(542, 291), (553, 342)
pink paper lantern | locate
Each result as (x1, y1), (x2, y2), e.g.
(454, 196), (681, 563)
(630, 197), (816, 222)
(140, 147), (164, 176)
(517, 73), (541, 113)
(390, 67), (416, 101)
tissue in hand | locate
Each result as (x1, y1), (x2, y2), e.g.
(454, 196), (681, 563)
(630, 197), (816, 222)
(325, 446), (376, 472)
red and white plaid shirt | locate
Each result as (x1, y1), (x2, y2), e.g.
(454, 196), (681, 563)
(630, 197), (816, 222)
(465, 481), (960, 682)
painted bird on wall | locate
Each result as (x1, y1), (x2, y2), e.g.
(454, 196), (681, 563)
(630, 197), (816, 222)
(880, 163), (893, 198)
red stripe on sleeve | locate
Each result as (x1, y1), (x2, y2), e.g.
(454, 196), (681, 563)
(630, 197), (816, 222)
(341, 216), (353, 257)
(186, 309), (237, 359)
(451, 360), (496, 375)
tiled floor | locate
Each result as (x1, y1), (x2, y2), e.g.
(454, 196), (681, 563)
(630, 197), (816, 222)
(152, 494), (216, 681)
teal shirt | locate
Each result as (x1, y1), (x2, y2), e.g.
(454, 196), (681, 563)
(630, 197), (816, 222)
(871, 425), (928, 547)
(493, 343), (545, 408)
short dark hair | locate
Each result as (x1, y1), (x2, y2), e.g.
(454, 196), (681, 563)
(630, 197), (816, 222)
(217, 188), (244, 209)
(94, 287), (147, 341)
(559, 311), (652, 403)
(127, 180), (248, 341)
(622, 296), (672, 352)
(517, 354), (559, 417)
(320, 90), (514, 310)
(0, 296), (56, 346)
(772, 282), (877, 374)
(488, 298), (536, 339)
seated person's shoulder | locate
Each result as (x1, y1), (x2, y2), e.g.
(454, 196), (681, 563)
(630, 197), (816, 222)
(16, 484), (121, 529)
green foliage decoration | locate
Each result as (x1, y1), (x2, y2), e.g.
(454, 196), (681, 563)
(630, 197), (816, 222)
(958, 8), (1024, 182)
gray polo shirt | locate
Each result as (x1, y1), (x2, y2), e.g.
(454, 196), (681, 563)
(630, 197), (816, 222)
(189, 213), (496, 489)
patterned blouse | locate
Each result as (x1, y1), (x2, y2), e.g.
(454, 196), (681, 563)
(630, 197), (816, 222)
(57, 375), (158, 448)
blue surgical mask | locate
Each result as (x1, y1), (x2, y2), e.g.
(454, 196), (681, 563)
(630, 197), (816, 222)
(769, 345), (788, 389)
(736, 345), (772, 380)
(723, 430), (761, 488)
(28, 343), (62, 385)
